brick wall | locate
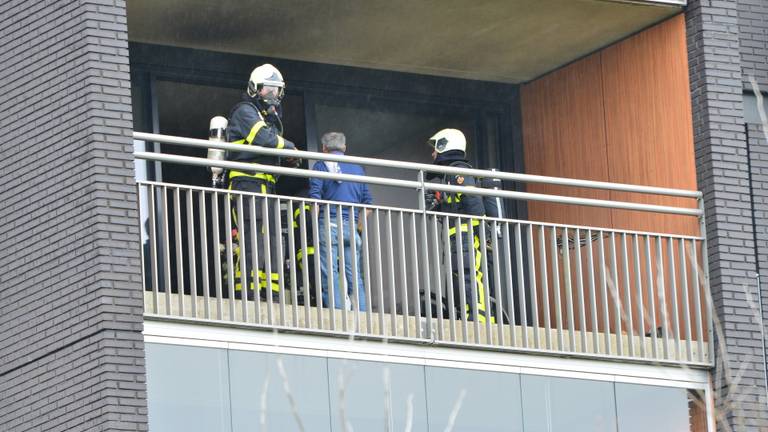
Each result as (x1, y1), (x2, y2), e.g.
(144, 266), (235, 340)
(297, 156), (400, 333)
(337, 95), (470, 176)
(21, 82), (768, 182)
(687, 0), (768, 429)
(739, 0), (768, 89)
(0, 1), (147, 431)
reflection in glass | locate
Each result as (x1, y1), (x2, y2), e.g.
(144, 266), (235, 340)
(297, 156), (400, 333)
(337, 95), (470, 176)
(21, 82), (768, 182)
(521, 374), (617, 432)
(327, 358), (428, 431)
(229, 350), (331, 432)
(615, 383), (689, 432)
(145, 343), (232, 432)
(426, 366), (523, 432)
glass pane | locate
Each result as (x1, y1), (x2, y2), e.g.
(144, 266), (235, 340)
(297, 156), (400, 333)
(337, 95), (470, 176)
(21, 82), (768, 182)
(145, 343), (232, 432)
(229, 350), (331, 432)
(615, 383), (689, 432)
(425, 366), (523, 432)
(521, 374), (617, 432)
(326, 358), (428, 431)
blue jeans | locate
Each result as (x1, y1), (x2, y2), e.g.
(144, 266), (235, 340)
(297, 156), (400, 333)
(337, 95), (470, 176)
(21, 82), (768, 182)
(318, 218), (367, 311)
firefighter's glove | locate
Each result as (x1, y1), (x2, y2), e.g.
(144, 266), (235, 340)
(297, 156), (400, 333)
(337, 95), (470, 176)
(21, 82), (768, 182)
(282, 156), (302, 168)
(424, 190), (441, 211)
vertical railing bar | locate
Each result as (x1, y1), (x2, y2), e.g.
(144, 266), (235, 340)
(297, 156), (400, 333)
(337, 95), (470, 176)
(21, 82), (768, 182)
(479, 220), (493, 345)
(198, 190), (210, 320)
(411, 170), (428, 339)
(374, 209), (386, 337)
(410, 213), (423, 339)
(299, 200), (311, 329)
(550, 226), (563, 351)
(679, 238), (693, 362)
(527, 224), (540, 349)
(324, 204), (335, 330)
(275, 198), (286, 326)
(362, 206), (373, 333)
(398, 211), (409, 338)
(456, 217), (469, 343)
(468, 220), (480, 343)
(597, 231), (610, 355)
(538, 225), (551, 350)
(250, 195), (262, 325)
(386, 210), (397, 337)
(211, 192), (223, 320)
(656, 235), (670, 360)
(515, 223), (529, 348)
(644, 235), (658, 359)
(263, 195), (274, 326)
(160, 186), (172, 315)
(224, 190), (236, 321)
(574, 228), (587, 353)
(632, 234), (645, 358)
(236, 195), (248, 323)
(631, 234), (646, 358)
(337, 204), (348, 332)
(443, 216), (456, 342)
(690, 239), (705, 363)
(173, 187), (185, 317)
(610, 233), (622, 356)
(430, 215), (444, 341)
(667, 237), (681, 361)
(147, 185), (160, 314)
(622, 233), (635, 357)
(586, 229), (599, 354)
(312, 203), (324, 328)
(492, 221), (504, 346)
(503, 222), (517, 347)
(287, 200), (299, 328)
(186, 189), (198, 319)
(561, 227), (575, 352)
(349, 205), (361, 333)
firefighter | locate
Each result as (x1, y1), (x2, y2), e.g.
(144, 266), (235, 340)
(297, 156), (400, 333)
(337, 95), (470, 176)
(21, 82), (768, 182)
(425, 128), (493, 323)
(226, 63), (298, 300)
(289, 179), (318, 306)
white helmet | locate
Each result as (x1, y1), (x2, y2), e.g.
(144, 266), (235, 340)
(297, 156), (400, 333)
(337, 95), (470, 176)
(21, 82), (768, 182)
(247, 63), (285, 106)
(428, 128), (466, 154)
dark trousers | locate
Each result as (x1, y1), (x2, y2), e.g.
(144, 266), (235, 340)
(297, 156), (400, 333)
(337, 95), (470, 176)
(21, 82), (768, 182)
(450, 228), (494, 323)
(293, 204), (318, 304)
(231, 177), (280, 297)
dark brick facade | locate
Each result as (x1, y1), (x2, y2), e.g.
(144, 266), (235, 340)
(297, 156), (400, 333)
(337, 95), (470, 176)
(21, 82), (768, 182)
(0, 1), (147, 431)
(688, 0), (768, 429)
(739, 0), (768, 89)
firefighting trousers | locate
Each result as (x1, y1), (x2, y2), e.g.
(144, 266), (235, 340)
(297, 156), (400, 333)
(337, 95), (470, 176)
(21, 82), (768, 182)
(230, 177), (281, 296)
(449, 229), (493, 324)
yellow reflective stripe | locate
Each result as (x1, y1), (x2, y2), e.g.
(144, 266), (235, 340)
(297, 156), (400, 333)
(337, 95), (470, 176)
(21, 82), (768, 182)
(448, 219), (480, 236)
(296, 246), (315, 262)
(276, 136), (285, 149)
(228, 171), (277, 182)
(292, 204), (312, 226)
(245, 121), (266, 144)
(232, 139), (246, 144)
(446, 193), (463, 204)
(293, 204), (311, 219)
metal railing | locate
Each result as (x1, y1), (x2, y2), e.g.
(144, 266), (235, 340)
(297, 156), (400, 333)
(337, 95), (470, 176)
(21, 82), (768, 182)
(134, 132), (712, 366)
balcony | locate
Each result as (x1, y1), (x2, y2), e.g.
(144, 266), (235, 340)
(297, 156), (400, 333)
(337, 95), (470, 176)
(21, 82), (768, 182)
(134, 132), (711, 367)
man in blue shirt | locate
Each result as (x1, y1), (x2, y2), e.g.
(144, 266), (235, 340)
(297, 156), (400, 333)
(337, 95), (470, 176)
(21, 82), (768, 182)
(309, 132), (372, 311)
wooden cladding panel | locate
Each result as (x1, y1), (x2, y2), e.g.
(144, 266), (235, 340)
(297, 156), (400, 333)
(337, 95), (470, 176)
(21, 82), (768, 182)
(521, 15), (704, 345)
(521, 54), (613, 229)
(521, 14), (698, 236)
(601, 14), (698, 236)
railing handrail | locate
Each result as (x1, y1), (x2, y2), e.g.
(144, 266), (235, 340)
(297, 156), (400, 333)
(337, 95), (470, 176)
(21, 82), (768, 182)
(133, 132), (702, 199)
(134, 151), (703, 217)
(137, 179), (706, 240)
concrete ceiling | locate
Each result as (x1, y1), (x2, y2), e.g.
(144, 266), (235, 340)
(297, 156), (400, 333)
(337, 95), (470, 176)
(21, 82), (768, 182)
(127, 0), (683, 84)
